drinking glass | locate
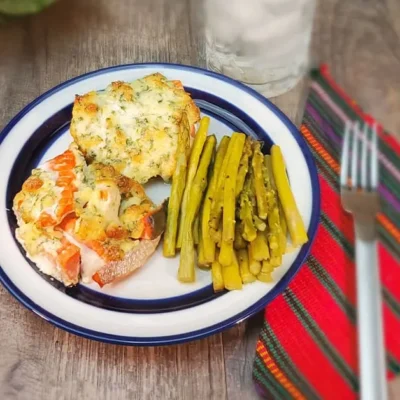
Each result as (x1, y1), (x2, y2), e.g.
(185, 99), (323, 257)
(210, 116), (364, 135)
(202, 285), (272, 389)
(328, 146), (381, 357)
(204, 0), (317, 97)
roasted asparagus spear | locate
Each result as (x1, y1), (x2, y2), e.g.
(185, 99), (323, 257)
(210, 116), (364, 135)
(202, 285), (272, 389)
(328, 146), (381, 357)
(176, 116), (210, 249)
(222, 250), (243, 291)
(235, 136), (253, 198)
(197, 209), (209, 268)
(249, 230), (270, 262)
(271, 145), (308, 247)
(193, 214), (200, 246)
(212, 256), (224, 292)
(264, 154), (282, 258)
(238, 248), (256, 284)
(279, 203), (287, 254)
(163, 113), (190, 257)
(178, 135), (216, 283)
(201, 136), (230, 264)
(252, 141), (269, 220)
(270, 255), (282, 268)
(239, 177), (257, 242)
(234, 222), (247, 250)
(257, 260), (274, 283)
(209, 134), (239, 239)
(248, 244), (262, 276)
(253, 215), (267, 232)
(248, 170), (266, 232)
(219, 133), (246, 266)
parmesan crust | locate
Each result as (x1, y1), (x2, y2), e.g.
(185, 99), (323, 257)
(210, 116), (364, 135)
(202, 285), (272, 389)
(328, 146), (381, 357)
(70, 73), (200, 183)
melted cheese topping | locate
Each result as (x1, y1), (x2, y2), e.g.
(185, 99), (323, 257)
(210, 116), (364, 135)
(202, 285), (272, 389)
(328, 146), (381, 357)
(14, 169), (62, 224)
(63, 231), (105, 283)
(86, 180), (121, 224)
(13, 143), (86, 227)
(70, 73), (200, 183)
(15, 224), (68, 284)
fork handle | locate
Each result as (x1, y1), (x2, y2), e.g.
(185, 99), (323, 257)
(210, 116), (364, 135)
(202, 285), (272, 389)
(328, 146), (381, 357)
(355, 237), (388, 400)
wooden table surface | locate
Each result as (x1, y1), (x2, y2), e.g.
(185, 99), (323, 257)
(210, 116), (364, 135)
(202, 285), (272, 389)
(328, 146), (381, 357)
(1, 1), (399, 399)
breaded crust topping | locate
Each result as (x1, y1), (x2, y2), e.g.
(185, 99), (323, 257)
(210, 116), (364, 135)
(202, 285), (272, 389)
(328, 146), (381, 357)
(70, 73), (200, 183)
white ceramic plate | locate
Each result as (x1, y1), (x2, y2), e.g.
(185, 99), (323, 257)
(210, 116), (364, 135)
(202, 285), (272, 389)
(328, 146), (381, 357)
(0, 63), (320, 345)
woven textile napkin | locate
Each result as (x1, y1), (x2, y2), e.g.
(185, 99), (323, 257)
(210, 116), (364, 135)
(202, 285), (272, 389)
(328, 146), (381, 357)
(252, 65), (400, 400)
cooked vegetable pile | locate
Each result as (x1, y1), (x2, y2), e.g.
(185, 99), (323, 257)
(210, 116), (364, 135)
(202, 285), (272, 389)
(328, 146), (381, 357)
(163, 117), (308, 292)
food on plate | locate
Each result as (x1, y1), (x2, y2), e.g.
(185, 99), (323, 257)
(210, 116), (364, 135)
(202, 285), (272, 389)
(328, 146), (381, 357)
(70, 73), (200, 184)
(278, 203), (288, 254)
(200, 135), (229, 264)
(221, 250), (242, 291)
(251, 141), (269, 220)
(249, 231), (270, 262)
(193, 215), (200, 246)
(248, 247), (262, 277)
(163, 123), (308, 292)
(162, 112), (191, 257)
(211, 256), (224, 292)
(92, 236), (161, 287)
(238, 173), (257, 242)
(257, 260), (274, 283)
(219, 133), (246, 267)
(197, 220), (208, 268)
(13, 145), (86, 228)
(13, 143), (165, 287)
(235, 136), (252, 198)
(233, 223), (247, 250)
(178, 134), (216, 283)
(208, 135), (233, 241)
(271, 145), (308, 247)
(264, 154), (281, 258)
(238, 248), (255, 284)
(176, 116), (209, 249)
(12, 72), (307, 293)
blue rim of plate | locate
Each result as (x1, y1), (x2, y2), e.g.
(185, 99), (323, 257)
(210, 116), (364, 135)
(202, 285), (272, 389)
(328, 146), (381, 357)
(0, 62), (320, 345)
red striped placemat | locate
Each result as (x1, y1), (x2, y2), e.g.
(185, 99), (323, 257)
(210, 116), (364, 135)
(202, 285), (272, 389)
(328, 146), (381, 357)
(253, 65), (400, 400)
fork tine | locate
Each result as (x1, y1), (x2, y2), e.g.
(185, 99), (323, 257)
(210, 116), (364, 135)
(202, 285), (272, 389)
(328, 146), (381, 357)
(340, 121), (351, 187)
(370, 123), (379, 189)
(351, 122), (359, 188)
(360, 123), (368, 189)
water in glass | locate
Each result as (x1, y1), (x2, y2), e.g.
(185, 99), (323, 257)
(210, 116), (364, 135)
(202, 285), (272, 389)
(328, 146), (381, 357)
(205, 0), (316, 97)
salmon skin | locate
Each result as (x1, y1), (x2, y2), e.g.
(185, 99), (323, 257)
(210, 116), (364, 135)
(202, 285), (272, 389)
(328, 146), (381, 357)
(92, 237), (161, 287)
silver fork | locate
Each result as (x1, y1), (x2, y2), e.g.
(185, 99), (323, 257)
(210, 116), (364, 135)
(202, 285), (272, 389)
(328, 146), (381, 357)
(340, 122), (387, 400)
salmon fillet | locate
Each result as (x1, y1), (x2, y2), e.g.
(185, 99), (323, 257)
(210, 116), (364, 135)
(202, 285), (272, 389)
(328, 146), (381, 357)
(13, 143), (165, 286)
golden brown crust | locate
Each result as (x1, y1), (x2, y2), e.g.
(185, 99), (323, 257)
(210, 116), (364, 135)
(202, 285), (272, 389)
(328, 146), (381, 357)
(110, 81), (135, 101)
(22, 176), (43, 191)
(105, 223), (129, 240)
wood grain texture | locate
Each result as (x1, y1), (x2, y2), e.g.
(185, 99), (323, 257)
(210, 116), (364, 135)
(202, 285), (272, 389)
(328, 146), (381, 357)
(312, 0), (400, 138)
(0, 0), (399, 399)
